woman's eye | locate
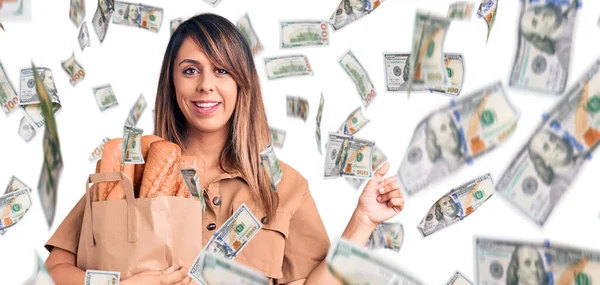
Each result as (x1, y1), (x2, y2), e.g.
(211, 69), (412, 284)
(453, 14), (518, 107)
(183, 68), (198, 75)
(216, 68), (228, 75)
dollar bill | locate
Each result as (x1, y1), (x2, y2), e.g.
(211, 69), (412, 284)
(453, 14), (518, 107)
(70, 0), (85, 28)
(92, 3), (111, 43)
(189, 250), (268, 285)
(328, 0), (386, 31)
(339, 50), (376, 107)
(340, 106), (370, 135)
(113, 1), (163, 32)
(0, 60), (20, 115)
(430, 54), (465, 96)
(85, 270), (120, 285)
(180, 166), (205, 212)
(408, 12), (450, 95)
(264, 55), (313, 80)
(170, 17), (182, 35)
(89, 137), (109, 162)
(0, 188), (32, 231)
(0, 0), (32, 21)
(398, 81), (519, 195)
(327, 238), (424, 285)
(269, 127), (286, 148)
(448, 2), (474, 20)
(286, 95), (309, 122)
(201, 0), (223, 7)
(19, 116), (36, 142)
(61, 53), (86, 86)
(237, 13), (263, 56)
(78, 21), (91, 51)
(280, 20), (329, 48)
(260, 144), (283, 192)
(324, 132), (375, 179)
(204, 203), (262, 259)
(345, 145), (388, 189)
(125, 93), (146, 127)
(122, 125), (144, 164)
(19, 67), (61, 130)
(1, 176), (31, 235)
(316, 93), (324, 154)
(548, 242), (600, 284)
(22, 251), (55, 285)
(367, 222), (403, 252)
(92, 84), (119, 111)
(417, 173), (493, 237)
(496, 59), (600, 226)
(508, 0), (579, 94)
(477, 0), (498, 42)
(445, 270), (473, 285)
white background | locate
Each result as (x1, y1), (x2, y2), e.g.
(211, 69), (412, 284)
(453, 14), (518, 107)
(1, 0), (599, 283)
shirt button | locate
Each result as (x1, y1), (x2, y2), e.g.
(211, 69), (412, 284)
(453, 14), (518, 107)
(212, 196), (221, 206)
(261, 216), (269, 224)
(207, 223), (216, 231)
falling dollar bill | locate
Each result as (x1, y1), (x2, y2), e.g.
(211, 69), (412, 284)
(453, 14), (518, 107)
(367, 222), (403, 252)
(92, 84), (119, 111)
(286, 95), (309, 122)
(496, 59), (600, 226)
(69, 0), (85, 28)
(170, 17), (182, 35)
(180, 166), (206, 212)
(61, 53), (86, 86)
(204, 203), (262, 259)
(122, 125), (144, 164)
(430, 54), (465, 96)
(508, 0), (579, 94)
(327, 238), (425, 285)
(324, 132), (375, 179)
(113, 1), (163, 32)
(445, 270), (473, 285)
(237, 13), (263, 56)
(417, 173), (493, 237)
(19, 116), (36, 142)
(189, 250), (268, 285)
(19, 67), (62, 130)
(1, 176), (31, 235)
(125, 93), (146, 127)
(345, 145), (387, 190)
(201, 0), (223, 7)
(78, 21), (91, 51)
(264, 55), (313, 80)
(269, 127), (286, 148)
(398, 81), (519, 195)
(0, 23), (3, 31)
(339, 106), (370, 135)
(89, 137), (109, 163)
(0, 188), (32, 231)
(260, 144), (283, 192)
(0, 60), (20, 115)
(280, 20), (329, 48)
(339, 50), (377, 107)
(22, 251), (56, 285)
(316, 93), (324, 154)
(328, 0), (386, 31)
(0, 0), (32, 21)
(85, 270), (120, 285)
(92, 2), (112, 43)
(477, 0), (499, 42)
(408, 12), (450, 95)
(448, 2), (474, 20)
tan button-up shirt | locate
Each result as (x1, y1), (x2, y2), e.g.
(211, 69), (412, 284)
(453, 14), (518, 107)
(45, 159), (331, 284)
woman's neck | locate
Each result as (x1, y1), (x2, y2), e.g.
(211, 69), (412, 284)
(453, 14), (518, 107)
(184, 126), (229, 171)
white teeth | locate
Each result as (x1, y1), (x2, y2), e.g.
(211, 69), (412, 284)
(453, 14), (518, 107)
(194, 102), (219, 108)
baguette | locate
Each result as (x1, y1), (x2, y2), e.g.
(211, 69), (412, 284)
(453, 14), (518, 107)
(133, 135), (164, 197)
(98, 138), (135, 201)
(139, 140), (181, 198)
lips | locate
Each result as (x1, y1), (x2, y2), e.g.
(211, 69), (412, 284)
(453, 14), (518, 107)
(191, 100), (221, 115)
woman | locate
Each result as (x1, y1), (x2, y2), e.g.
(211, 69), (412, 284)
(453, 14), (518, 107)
(44, 13), (405, 285)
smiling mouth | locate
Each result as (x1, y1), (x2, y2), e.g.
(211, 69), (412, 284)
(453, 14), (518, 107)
(193, 101), (221, 109)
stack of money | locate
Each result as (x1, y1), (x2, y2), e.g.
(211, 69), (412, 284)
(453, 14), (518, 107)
(445, 271), (473, 285)
(69, 0), (85, 28)
(397, 81), (519, 195)
(18, 67), (62, 130)
(92, 0), (115, 43)
(315, 93), (324, 154)
(237, 14), (263, 56)
(280, 20), (329, 49)
(324, 132), (375, 179)
(92, 84), (119, 111)
(60, 53), (86, 86)
(269, 127), (286, 148)
(0, 176), (32, 235)
(496, 60), (600, 226)
(339, 50), (376, 107)
(328, 0), (385, 31)
(448, 2), (474, 20)
(204, 204), (262, 260)
(125, 93), (146, 127)
(417, 173), (494, 237)
(260, 145), (283, 192)
(366, 222), (403, 252)
(286, 95), (309, 122)
(78, 22), (91, 51)
(112, 1), (163, 32)
(122, 125), (144, 164)
(477, 0), (499, 41)
(189, 251), (268, 285)
(89, 137), (110, 163)
(345, 145), (387, 190)
(264, 55), (313, 80)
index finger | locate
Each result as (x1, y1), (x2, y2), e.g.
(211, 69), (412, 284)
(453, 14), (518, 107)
(373, 161), (390, 182)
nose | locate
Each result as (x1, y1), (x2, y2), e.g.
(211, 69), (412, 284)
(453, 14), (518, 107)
(197, 73), (215, 94)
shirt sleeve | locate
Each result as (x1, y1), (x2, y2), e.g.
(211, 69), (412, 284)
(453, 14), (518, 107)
(44, 194), (86, 255)
(280, 189), (330, 283)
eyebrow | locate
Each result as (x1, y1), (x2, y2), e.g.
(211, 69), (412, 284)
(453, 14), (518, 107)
(178, 59), (201, 66)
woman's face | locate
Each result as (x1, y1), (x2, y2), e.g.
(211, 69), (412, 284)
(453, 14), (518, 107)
(438, 197), (456, 217)
(520, 6), (559, 37)
(173, 37), (238, 135)
(127, 5), (138, 21)
(530, 131), (571, 168)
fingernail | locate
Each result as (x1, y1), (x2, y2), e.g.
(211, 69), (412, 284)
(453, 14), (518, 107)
(377, 195), (382, 202)
(379, 187), (385, 194)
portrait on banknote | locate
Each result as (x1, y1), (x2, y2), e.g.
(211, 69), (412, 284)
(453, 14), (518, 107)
(424, 113), (465, 181)
(506, 246), (549, 285)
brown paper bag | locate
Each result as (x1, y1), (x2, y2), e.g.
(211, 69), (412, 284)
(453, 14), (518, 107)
(77, 171), (204, 279)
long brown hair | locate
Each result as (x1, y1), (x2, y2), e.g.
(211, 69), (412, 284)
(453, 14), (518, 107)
(154, 13), (278, 219)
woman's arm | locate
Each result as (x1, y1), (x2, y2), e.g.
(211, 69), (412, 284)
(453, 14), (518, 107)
(46, 248), (86, 285)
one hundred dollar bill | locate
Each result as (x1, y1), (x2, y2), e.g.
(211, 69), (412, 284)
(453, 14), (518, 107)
(508, 0), (579, 94)
(398, 81), (519, 195)
(69, 0), (85, 28)
(286, 95), (309, 121)
(339, 50), (376, 107)
(18, 67), (62, 130)
(1, 176), (31, 235)
(280, 20), (329, 48)
(0, 60), (19, 115)
(122, 125), (144, 164)
(204, 203), (262, 259)
(547, 242), (600, 284)
(345, 145), (387, 190)
(237, 13), (263, 56)
(408, 12), (450, 94)
(269, 127), (286, 148)
(18, 116), (36, 142)
(125, 93), (146, 127)
(85, 270), (120, 285)
(78, 21), (91, 51)
(430, 54), (465, 96)
(89, 137), (109, 163)
(324, 132), (375, 179)
(417, 173), (493, 237)
(367, 222), (403, 252)
(316, 93), (324, 154)
(202, 0), (223, 7)
(448, 2), (474, 20)
(445, 270), (473, 285)
(92, 3), (111, 43)
(339, 107), (370, 135)
(496, 59), (600, 226)
(260, 144), (283, 192)
(385, 53), (465, 94)
(92, 84), (119, 111)
(113, 1), (163, 32)
(170, 17), (182, 35)
(0, 189), (32, 231)
(477, 0), (499, 42)
(61, 53), (86, 86)
(264, 55), (313, 80)
(328, 0), (386, 31)
(0, 0), (32, 21)
(326, 238), (424, 285)
(189, 250), (269, 285)
(180, 166), (206, 212)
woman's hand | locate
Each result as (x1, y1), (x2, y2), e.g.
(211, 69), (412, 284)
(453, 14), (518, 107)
(355, 161), (405, 228)
(121, 266), (192, 285)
